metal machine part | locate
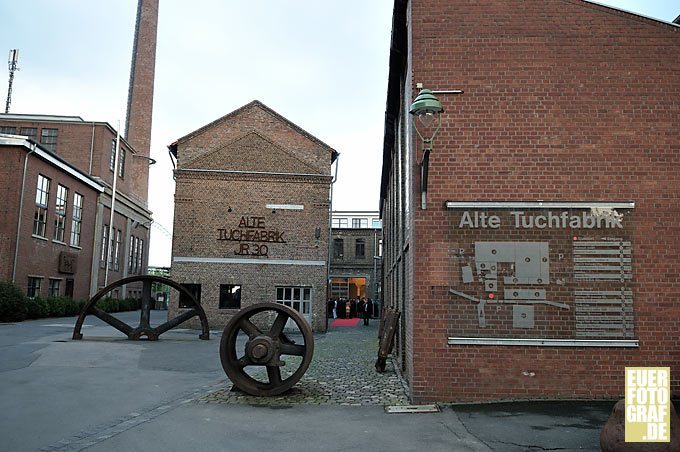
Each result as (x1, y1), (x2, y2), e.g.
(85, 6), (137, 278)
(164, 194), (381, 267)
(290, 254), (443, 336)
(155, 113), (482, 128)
(72, 275), (210, 341)
(219, 302), (314, 396)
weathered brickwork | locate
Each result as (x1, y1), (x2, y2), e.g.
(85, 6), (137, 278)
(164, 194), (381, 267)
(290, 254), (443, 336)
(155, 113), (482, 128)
(381, 0), (680, 403)
(169, 101), (336, 332)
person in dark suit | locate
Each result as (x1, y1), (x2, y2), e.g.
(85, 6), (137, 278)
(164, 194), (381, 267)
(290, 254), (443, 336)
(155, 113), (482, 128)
(361, 297), (372, 325)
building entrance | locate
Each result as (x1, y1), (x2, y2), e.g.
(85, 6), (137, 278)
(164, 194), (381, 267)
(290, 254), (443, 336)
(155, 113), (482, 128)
(330, 277), (366, 300)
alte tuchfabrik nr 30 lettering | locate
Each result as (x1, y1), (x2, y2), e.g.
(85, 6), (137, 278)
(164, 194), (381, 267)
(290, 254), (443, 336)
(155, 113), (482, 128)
(458, 210), (624, 229)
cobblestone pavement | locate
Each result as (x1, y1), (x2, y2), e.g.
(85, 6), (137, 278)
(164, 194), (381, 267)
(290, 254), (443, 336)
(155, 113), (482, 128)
(200, 320), (410, 406)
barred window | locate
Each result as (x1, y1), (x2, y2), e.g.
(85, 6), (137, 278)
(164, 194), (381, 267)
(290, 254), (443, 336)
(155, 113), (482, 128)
(333, 239), (344, 259)
(118, 148), (125, 178)
(27, 277), (42, 299)
(48, 279), (61, 297)
(275, 286), (311, 315)
(53, 184), (68, 242)
(355, 239), (366, 259)
(20, 127), (37, 140)
(101, 225), (108, 268)
(114, 229), (122, 271)
(40, 128), (58, 152)
(70, 193), (83, 247)
(33, 174), (50, 237)
(109, 139), (116, 172)
(128, 235), (135, 273)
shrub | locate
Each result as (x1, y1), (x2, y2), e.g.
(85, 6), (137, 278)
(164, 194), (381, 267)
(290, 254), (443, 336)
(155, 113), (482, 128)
(26, 297), (49, 319)
(46, 296), (66, 317)
(0, 281), (28, 322)
(98, 297), (119, 313)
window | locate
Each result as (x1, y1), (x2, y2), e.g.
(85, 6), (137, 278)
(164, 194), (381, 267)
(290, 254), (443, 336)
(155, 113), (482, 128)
(355, 239), (366, 259)
(372, 219), (382, 229)
(109, 139), (116, 172)
(27, 277), (42, 299)
(179, 283), (201, 308)
(333, 239), (344, 259)
(70, 193), (83, 246)
(100, 225), (108, 268)
(219, 284), (242, 309)
(352, 218), (368, 228)
(0, 126), (16, 134)
(20, 127), (37, 140)
(276, 286), (311, 315)
(33, 174), (50, 237)
(128, 235), (135, 273)
(65, 279), (74, 298)
(48, 279), (61, 297)
(137, 238), (144, 274)
(53, 184), (68, 242)
(40, 128), (58, 152)
(118, 148), (125, 178)
(332, 218), (348, 228)
(114, 229), (122, 271)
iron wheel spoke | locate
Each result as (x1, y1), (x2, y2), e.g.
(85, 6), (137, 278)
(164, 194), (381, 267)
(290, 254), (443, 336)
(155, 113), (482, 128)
(280, 343), (306, 356)
(239, 318), (262, 338)
(237, 356), (254, 368)
(266, 365), (282, 386)
(269, 312), (289, 338)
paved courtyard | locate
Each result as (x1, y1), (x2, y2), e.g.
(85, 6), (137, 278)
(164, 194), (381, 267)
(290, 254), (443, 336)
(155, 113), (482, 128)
(202, 320), (409, 406)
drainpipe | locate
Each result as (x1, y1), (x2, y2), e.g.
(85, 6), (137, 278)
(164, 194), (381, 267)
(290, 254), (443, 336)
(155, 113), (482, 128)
(13, 141), (38, 282)
(104, 125), (122, 288)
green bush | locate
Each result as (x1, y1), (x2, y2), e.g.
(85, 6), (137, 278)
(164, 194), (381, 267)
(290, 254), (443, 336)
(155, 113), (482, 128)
(98, 297), (119, 313)
(26, 297), (49, 319)
(46, 296), (66, 317)
(0, 281), (28, 322)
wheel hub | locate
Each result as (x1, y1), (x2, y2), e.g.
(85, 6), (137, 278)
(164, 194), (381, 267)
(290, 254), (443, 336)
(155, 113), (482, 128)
(246, 336), (277, 364)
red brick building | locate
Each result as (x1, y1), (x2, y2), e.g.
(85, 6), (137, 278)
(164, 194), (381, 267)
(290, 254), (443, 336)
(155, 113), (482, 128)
(0, 134), (103, 300)
(380, 0), (679, 402)
(169, 101), (337, 332)
(0, 116), (153, 298)
(0, 0), (158, 301)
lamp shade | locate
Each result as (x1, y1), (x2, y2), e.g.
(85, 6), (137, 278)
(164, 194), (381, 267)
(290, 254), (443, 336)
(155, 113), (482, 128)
(409, 89), (444, 137)
(409, 89), (443, 117)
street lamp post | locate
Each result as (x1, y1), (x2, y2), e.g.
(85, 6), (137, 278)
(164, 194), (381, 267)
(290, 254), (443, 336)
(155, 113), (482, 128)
(409, 89), (444, 210)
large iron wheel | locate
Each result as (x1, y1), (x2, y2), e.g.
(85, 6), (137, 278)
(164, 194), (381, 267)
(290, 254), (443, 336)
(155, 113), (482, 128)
(72, 275), (210, 341)
(220, 302), (314, 396)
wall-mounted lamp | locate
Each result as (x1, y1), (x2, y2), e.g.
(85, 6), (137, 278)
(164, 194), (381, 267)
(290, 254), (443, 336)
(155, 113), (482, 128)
(409, 89), (444, 210)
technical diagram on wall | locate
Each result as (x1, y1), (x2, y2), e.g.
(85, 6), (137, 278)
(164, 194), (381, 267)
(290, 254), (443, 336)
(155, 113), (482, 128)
(446, 202), (635, 341)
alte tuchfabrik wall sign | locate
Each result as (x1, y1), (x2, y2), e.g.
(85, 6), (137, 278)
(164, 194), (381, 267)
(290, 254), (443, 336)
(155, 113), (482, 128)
(217, 216), (286, 257)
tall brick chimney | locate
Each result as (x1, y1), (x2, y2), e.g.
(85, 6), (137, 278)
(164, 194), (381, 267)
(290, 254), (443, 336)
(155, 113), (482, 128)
(125, 0), (159, 203)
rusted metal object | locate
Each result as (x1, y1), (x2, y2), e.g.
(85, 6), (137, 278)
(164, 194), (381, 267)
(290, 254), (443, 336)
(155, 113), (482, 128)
(600, 399), (680, 451)
(220, 302), (314, 396)
(375, 307), (400, 372)
(72, 275), (210, 341)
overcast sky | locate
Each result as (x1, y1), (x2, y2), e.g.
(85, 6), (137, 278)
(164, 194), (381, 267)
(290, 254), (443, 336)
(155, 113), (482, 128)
(1, 1), (677, 267)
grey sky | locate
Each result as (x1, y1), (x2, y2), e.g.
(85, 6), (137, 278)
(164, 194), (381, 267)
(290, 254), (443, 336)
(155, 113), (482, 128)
(1, 1), (677, 266)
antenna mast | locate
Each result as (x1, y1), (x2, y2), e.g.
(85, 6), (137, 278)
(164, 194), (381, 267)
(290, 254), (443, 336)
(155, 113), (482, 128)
(6, 49), (19, 114)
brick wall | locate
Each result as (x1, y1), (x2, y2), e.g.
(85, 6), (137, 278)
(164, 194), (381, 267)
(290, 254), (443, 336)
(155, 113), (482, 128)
(2, 146), (100, 300)
(170, 101), (334, 332)
(384, 0), (680, 402)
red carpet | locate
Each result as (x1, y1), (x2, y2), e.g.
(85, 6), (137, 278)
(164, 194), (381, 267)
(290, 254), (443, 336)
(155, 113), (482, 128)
(331, 318), (361, 327)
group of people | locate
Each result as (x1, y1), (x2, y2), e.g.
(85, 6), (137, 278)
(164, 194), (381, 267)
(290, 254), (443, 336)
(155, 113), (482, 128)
(328, 297), (374, 325)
